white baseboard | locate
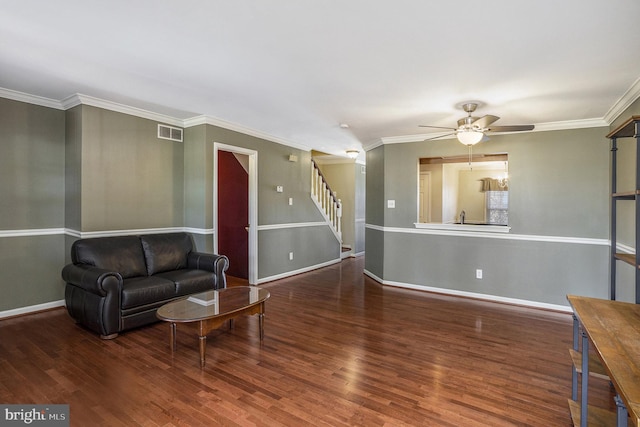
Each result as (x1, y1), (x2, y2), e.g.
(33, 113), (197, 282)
(257, 258), (342, 284)
(363, 269), (572, 313)
(0, 300), (66, 320)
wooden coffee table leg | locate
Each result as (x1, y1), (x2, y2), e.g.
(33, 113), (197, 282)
(170, 322), (176, 351)
(259, 303), (265, 341)
(198, 320), (207, 367)
(199, 336), (207, 367)
(259, 313), (264, 341)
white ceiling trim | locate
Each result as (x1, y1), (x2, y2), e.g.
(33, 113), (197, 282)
(379, 133), (455, 145)
(365, 117), (611, 151)
(0, 84), (376, 157)
(0, 87), (308, 151)
(2, 77), (640, 155)
(61, 94), (184, 127)
(533, 118), (609, 132)
(0, 87), (65, 110)
(604, 77), (640, 124)
(183, 115), (311, 152)
(362, 139), (384, 151)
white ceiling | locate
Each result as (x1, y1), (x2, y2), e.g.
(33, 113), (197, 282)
(2, 1), (640, 158)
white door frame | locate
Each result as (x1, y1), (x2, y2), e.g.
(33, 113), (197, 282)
(213, 142), (258, 285)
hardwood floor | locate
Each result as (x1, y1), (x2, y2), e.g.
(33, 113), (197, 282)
(0, 257), (615, 426)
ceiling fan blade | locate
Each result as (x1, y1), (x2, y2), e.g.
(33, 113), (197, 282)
(487, 124), (535, 132)
(423, 132), (456, 141)
(471, 115), (500, 129)
(419, 125), (457, 131)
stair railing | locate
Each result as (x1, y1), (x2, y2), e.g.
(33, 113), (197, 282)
(311, 160), (342, 242)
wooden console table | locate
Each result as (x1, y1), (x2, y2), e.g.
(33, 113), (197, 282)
(567, 295), (640, 427)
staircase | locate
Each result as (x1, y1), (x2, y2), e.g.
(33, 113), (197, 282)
(311, 160), (342, 243)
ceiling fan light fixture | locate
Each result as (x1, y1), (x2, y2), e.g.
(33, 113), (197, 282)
(457, 130), (484, 145)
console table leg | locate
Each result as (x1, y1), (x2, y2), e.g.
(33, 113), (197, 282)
(580, 331), (589, 427)
(614, 394), (628, 427)
(571, 315), (579, 400)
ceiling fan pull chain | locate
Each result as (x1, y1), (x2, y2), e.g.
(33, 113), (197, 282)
(468, 145), (473, 170)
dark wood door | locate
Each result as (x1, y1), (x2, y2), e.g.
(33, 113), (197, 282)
(217, 150), (249, 279)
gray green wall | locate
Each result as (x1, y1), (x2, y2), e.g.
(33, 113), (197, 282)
(1, 97), (340, 314)
(184, 123), (212, 244)
(78, 105), (185, 231)
(365, 126), (614, 307)
(354, 163), (366, 254)
(187, 124), (340, 280)
(0, 98), (66, 311)
(3, 88), (639, 312)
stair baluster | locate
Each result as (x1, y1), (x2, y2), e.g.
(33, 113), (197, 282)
(311, 160), (342, 242)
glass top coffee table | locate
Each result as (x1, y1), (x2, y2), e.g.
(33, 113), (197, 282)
(156, 286), (270, 367)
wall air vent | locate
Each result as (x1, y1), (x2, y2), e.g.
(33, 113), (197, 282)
(157, 124), (183, 142)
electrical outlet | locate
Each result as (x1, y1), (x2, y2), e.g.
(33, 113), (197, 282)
(289, 252), (294, 261)
(476, 269), (483, 279)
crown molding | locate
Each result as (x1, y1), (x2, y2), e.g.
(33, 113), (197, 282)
(381, 133), (456, 145)
(183, 114), (311, 152)
(368, 117), (610, 150)
(603, 77), (640, 124)
(0, 87), (309, 152)
(61, 94), (184, 127)
(532, 118), (609, 132)
(0, 87), (64, 110)
(363, 139), (384, 152)
(3, 79), (639, 153)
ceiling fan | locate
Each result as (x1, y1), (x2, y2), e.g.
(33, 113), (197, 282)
(419, 102), (535, 145)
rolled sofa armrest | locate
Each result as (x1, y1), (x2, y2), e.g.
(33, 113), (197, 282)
(61, 264), (123, 297)
(187, 252), (230, 289)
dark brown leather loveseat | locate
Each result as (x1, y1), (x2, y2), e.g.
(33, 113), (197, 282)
(62, 232), (229, 339)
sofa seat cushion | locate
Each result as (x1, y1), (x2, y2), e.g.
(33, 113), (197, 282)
(121, 276), (176, 309)
(154, 269), (217, 296)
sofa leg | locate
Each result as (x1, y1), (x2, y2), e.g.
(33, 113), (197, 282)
(100, 333), (118, 340)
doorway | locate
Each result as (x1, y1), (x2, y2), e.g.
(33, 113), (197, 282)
(419, 171), (431, 223)
(214, 143), (258, 284)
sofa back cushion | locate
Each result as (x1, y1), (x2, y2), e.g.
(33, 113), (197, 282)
(140, 233), (193, 275)
(71, 236), (148, 279)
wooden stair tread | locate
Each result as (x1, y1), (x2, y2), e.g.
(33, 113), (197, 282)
(568, 399), (617, 427)
(569, 349), (610, 380)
